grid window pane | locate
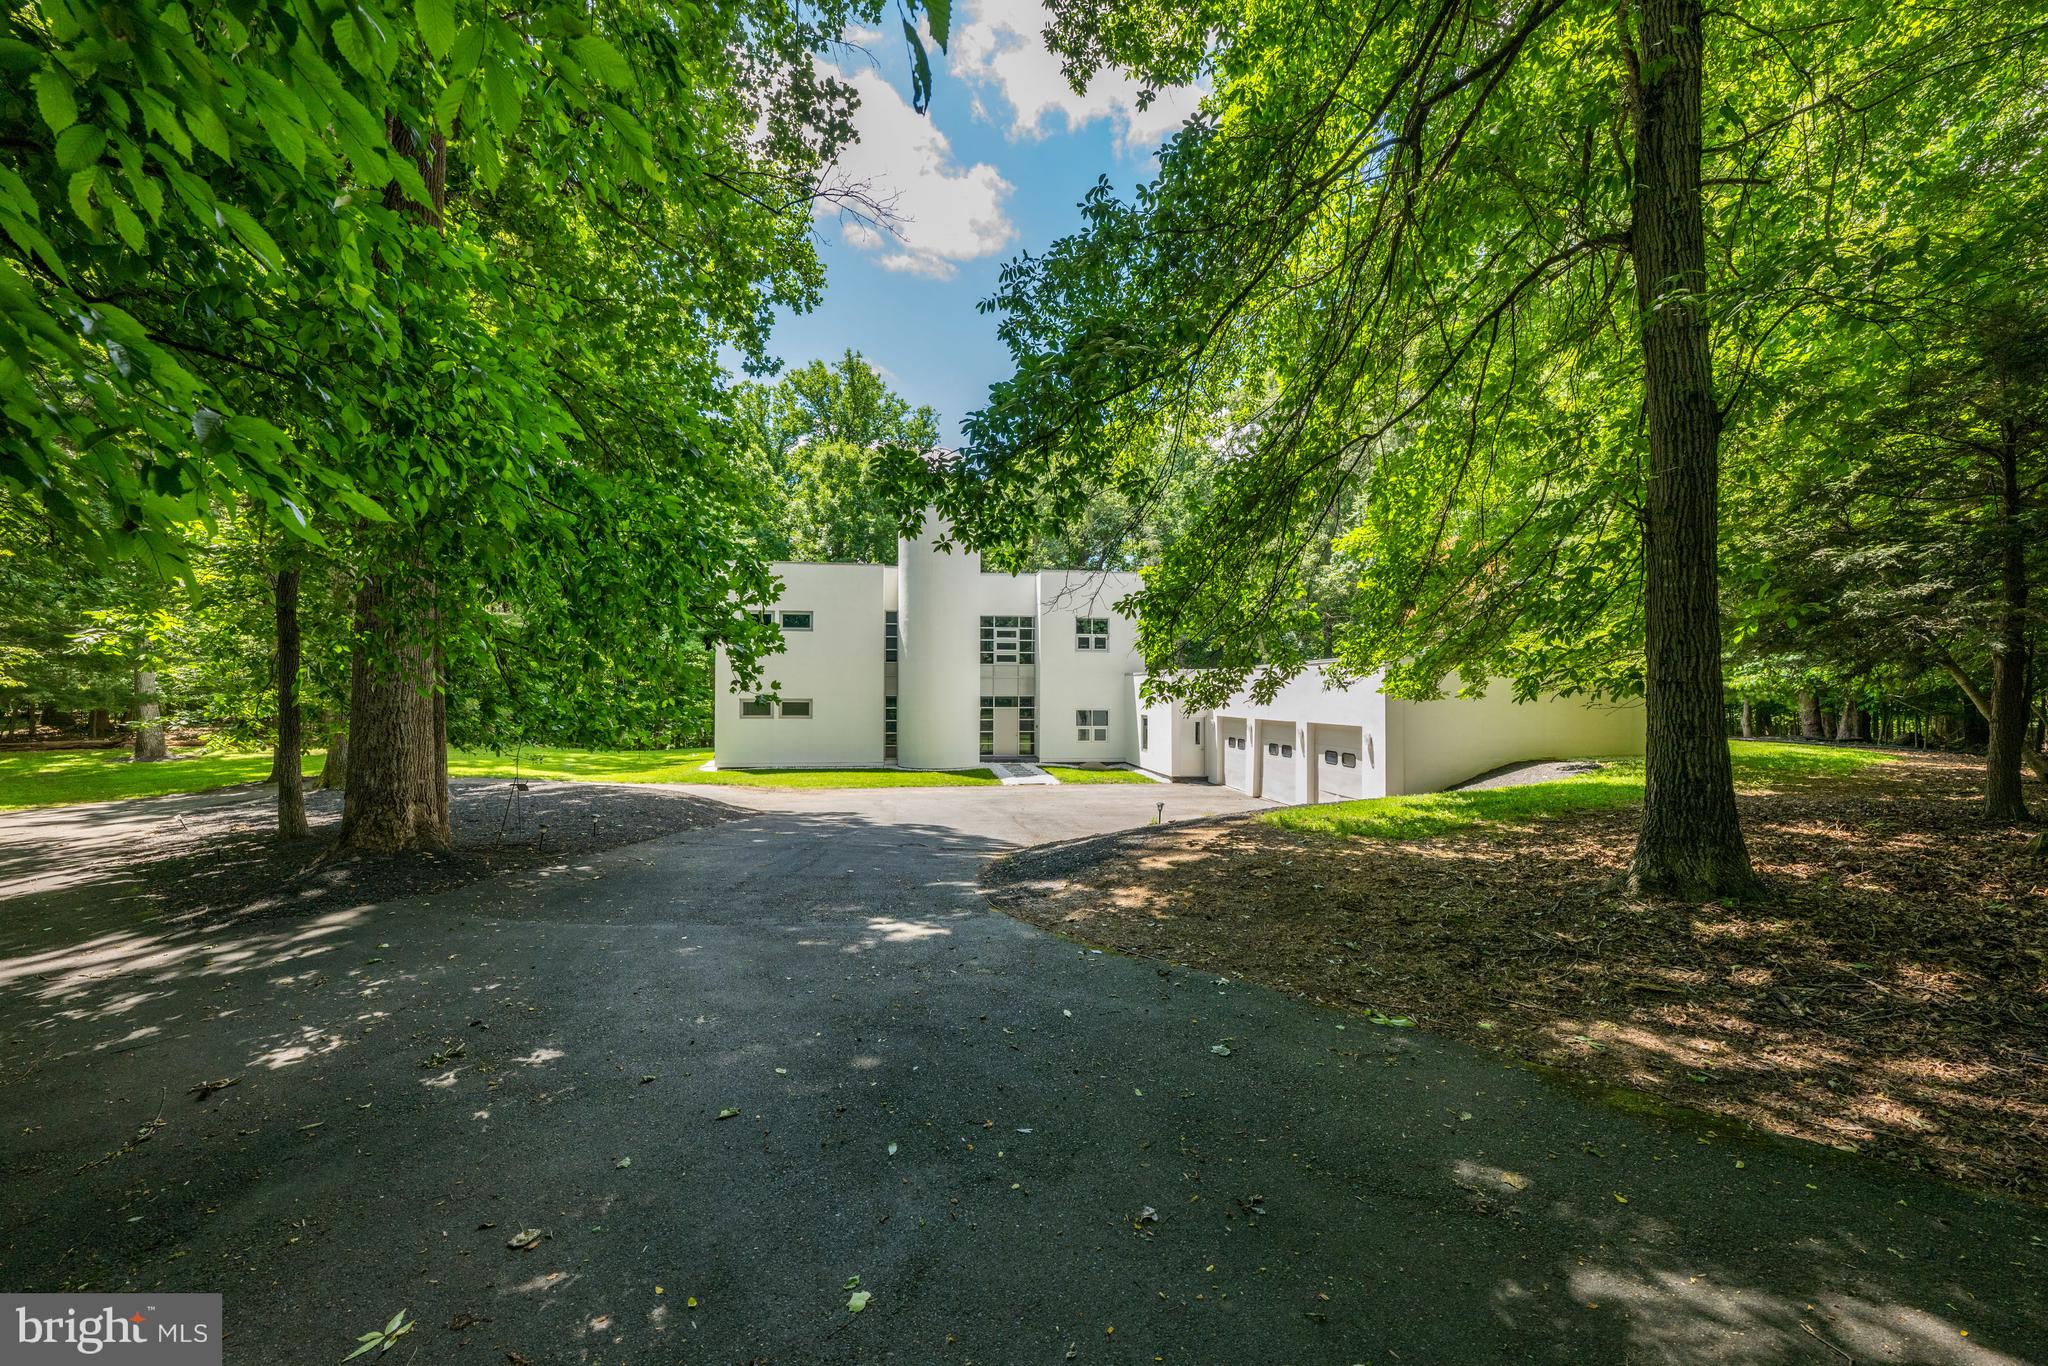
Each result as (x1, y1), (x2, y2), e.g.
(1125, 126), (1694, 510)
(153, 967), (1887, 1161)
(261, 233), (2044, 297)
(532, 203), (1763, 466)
(741, 698), (772, 718)
(781, 699), (812, 718)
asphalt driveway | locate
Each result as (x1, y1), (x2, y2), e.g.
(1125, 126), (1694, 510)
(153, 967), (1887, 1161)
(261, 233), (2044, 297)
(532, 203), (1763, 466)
(0, 781), (2041, 1364)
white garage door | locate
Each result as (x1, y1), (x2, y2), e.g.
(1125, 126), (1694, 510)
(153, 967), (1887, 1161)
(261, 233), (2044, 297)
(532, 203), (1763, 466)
(1221, 718), (1250, 792)
(1259, 721), (1299, 804)
(1314, 725), (1365, 802)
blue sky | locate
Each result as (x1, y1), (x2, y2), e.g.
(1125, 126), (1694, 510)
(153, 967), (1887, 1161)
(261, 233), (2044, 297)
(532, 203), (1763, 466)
(762, 1), (1202, 447)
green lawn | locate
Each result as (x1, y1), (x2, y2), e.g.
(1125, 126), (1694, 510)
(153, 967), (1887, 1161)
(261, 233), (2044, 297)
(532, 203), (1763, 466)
(0, 744), (1004, 811)
(1263, 740), (1895, 842)
(449, 746), (999, 788)
(1040, 765), (1159, 785)
(0, 747), (324, 810)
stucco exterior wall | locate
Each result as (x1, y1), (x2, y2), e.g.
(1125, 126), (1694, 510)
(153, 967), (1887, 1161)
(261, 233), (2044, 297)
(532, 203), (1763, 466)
(896, 512), (985, 770)
(1387, 687), (1647, 795)
(1132, 690), (1207, 777)
(712, 563), (887, 768)
(1037, 571), (1143, 764)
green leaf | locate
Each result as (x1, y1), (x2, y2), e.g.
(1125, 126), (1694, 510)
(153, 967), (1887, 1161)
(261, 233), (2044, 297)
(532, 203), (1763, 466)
(182, 100), (232, 162)
(336, 487), (393, 522)
(34, 70), (78, 134)
(217, 204), (282, 271)
(484, 63), (521, 132)
(902, 19), (933, 115)
(66, 168), (97, 228)
(569, 34), (634, 90)
(924, 0), (951, 52)
(108, 194), (146, 251)
(261, 109), (307, 171)
(332, 10), (377, 78)
(55, 124), (106, 172)
(415, 0), (457, 60)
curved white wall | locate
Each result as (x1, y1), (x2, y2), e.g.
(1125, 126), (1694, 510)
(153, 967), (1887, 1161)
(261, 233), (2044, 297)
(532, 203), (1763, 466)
(895, 511), (984, 769)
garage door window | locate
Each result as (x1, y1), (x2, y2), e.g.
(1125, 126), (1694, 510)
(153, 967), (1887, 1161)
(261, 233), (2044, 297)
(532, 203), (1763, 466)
(1324, 749), (1338, 765)
(1281, 743), (1294, 758)
(1341, 752), (1358, 768)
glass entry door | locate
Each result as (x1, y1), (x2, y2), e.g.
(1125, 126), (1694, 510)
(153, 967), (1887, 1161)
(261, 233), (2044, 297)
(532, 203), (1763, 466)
(979, 695), (1037, 758)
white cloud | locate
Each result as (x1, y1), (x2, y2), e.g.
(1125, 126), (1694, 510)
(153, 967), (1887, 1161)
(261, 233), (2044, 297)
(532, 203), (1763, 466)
(822, 62), (1016, 281)
(947, 0), (1205, 153)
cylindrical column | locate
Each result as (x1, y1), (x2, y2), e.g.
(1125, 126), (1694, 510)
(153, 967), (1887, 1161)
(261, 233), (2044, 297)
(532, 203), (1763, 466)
(896, 510), (982, 769)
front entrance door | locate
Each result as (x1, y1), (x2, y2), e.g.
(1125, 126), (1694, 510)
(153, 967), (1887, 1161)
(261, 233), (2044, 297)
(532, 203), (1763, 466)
(993, 705), (1022, 757)
(980, 694), (1037, 760)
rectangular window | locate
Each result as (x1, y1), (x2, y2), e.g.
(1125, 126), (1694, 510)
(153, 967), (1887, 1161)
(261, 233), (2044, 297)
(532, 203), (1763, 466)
(1141, 715), (1150, 749)
(979, 696), (995, 755)
(1324, 749), (1339, 765)
(1075, 709), (1108, 743)
(780, 699), (812, 719)
(884, 696), (897, 759)
(1340, 752), (1357, 768)
(1075, 616), (1109, 651)
(1280, 743), (1293, 758)
(740, 698), (772, 718)
(884, 611), (898, 663)
(979, 616), (1035, 664)
(751, 610), (776, 625)
(779, 610), (813, 631)
(1194, 722), (1203, 746)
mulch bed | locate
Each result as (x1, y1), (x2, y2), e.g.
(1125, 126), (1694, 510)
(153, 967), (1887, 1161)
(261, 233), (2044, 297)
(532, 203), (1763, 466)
(984, 751), (2048, 1203)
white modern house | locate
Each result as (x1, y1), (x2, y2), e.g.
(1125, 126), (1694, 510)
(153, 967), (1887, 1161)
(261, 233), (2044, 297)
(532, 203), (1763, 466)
(713, 512), (1646, 800)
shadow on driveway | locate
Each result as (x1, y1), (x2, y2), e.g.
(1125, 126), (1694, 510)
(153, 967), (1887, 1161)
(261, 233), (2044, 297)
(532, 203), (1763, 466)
(0, 790), (2039, 1364)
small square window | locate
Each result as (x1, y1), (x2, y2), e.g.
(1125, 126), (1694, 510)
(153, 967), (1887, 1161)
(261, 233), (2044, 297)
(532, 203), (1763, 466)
(779, 610), (812, 631)
(1267, 742), (1279, 755)
(1324, 749), (1338, 765)
(1280, 744), (1293, 758)
(740, 698), (772, 718)
(780, 699), (812, 718)
(1341, 752), (1358, 768)
(1076, 617), (1109, 651)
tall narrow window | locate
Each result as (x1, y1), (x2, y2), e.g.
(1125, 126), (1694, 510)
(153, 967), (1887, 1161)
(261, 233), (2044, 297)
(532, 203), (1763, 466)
(1141, 715), (1150, 750)
(884, 696), (897, 760)
(1076, 617), (1109, 651)
(883, 611), (898, 663)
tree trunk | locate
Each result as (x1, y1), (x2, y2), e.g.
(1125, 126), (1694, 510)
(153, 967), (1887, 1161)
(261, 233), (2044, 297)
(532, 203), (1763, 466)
(1835, 696), (1860, 743)
(275, 566), (311, 839)
(1738, 696), (1752, 738)
(131, 670), (168, 762)
(1798, 691), (1825, 739)
(1623, 0), (1752, 898)
(25, 705), (37, 748)
(339, 576), (448, 852)
(319, 719), (349, 791)
(87, 708), (109, 741)
(1984, 433), (2031, 821)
